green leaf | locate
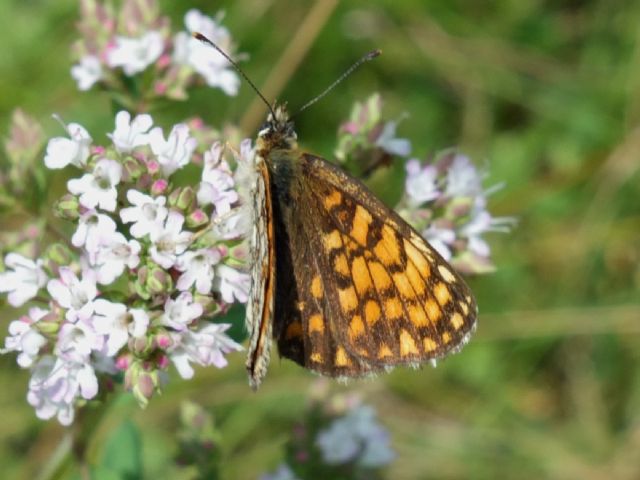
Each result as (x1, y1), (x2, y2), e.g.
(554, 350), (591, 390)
(99, 420), (143, 480)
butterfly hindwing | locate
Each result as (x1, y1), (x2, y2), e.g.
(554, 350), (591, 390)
(245, 159), (276, 389)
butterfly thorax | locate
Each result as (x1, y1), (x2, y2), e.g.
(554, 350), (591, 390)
(256, 105), (298, 157)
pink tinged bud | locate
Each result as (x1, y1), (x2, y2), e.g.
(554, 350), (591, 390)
(154, 82), (167, 95)
(92, 145), (106, 155)
(155, 332), (172, 349)
(151, 179), (168, 196)
(157, 54), (171, 69)
(217, 245), (228, 257)
(134, 372), (155, 406)
(190, 117), (204, 130)
(146, 159), (160, 175)
(185, 209), (208, 228)
(116, 354), (131, 370)
(136, 173), (153, 191)
(131, 336), (149, 354)
(295, 450), (309, 463)
(157, 354), (170, 369)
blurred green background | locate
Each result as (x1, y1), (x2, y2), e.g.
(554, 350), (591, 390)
(1, 0), (640, 478)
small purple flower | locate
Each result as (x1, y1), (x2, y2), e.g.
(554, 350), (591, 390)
(44, 119), (92, 170)
(148, 123), (197, 176)
(109, 111), (154, 153)
(67, 158), (123, 212)
(106, 31), (164, 76)
(47, 267), (98, 323)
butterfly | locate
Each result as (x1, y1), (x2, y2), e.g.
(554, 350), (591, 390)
(192, 32), (478, 389)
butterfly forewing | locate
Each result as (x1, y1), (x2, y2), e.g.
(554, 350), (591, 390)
(266, 151), (477, 377)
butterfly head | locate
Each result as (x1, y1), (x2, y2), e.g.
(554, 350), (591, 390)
(257, 104), (298, 153)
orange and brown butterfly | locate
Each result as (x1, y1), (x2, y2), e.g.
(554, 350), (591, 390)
(193, 33), (478, 389)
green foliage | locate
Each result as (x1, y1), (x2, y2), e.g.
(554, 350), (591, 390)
(1, 1), (639, 479)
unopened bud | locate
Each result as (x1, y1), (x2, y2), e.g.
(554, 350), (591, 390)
(169, 186), (195, 211)
(54, 194), (80, 220)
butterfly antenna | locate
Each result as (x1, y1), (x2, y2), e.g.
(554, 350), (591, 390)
(294, 49), (381, 117)
(192, 32), (277, 120)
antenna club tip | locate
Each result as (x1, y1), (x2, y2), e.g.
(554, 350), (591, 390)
(369, 49), (382, 59)
(192, 31), (206, 41)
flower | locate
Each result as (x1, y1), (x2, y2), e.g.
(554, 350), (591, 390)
(71, 54), (103, 91)
(120, 190), (168, 238)
(197, 142), (238, 214)
(148, 211), (192, 268)
(108, 111), (153, 153)
(55, 319), (104, 363)
(214, 264), (250, 304)
(47, 267), (98, 322)
(27, 355), (98, 425)
(160, 292), (203, 331)
(168, 322), (242, 379)
(444, 153), (484, 198)
(67, 158), (123, 212)
(43, 120), (92, 169)
(148, 123), (197, 176)
(90, 232), (141, 285)
(176, 248), (221, 294)
(92, 300), (149, 356)
(106, 31), (164, 76)
(375, 120), (411, 157)
(0, 253), (47, 307)
(405, 159), (439, 205)
(72, 210), (118, 253)
(316, 405), (394, 467)
(173, 9), (240, 95)
(1, 307), (48, 368)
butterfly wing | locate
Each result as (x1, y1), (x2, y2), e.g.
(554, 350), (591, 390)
(245, 159), (276, 389)
(273, 152), (477, 377)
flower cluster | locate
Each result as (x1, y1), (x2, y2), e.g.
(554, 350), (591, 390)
(337, 93), (513, 274)
(0, 111), (252, 424)
(335, 93), (411, 177)
(261, 383), (395, 480)
(71, 0), (240, 100)
(397, 151), (515, 273)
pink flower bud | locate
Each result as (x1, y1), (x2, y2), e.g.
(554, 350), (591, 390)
(151, 179), (169, 196)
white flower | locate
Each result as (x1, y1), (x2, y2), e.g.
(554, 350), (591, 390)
(1, 307), (48, 368)
(423, 224), (455, 261)
(67, 158), (122, 212)
(445, 154), (483, 198)
(27, 355), (98, 425)
(108, 111), (153, 153)
(72, 209), (117, 253)
(260, 464), (301, 480)
(316, 405), (394, 467)
(149, 211), (192, 268)
(168, 323), (242, 379)
(92, 300), (149, 356)
(405, 159), (440, 206)
(55, 319), (104, 363)
(173, 9), (240, 95)
(120, 190), (168, 238)
(47, 268), (98, 322)
(375, 120), (411, 157)
(176, 248), (221, 294)
(107, 31), (164, 76)
(44, 120), (92, 169)
(71, 55), (103, 91)
(160, 292), (203, 331)
(197, 142), (238, 214)
(0, 253), (47, 307)
(460, 205), (515, 258)
(214, 264), (250, 304)
(148, 123), (197, 176)
(91, 232), (141, 285)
